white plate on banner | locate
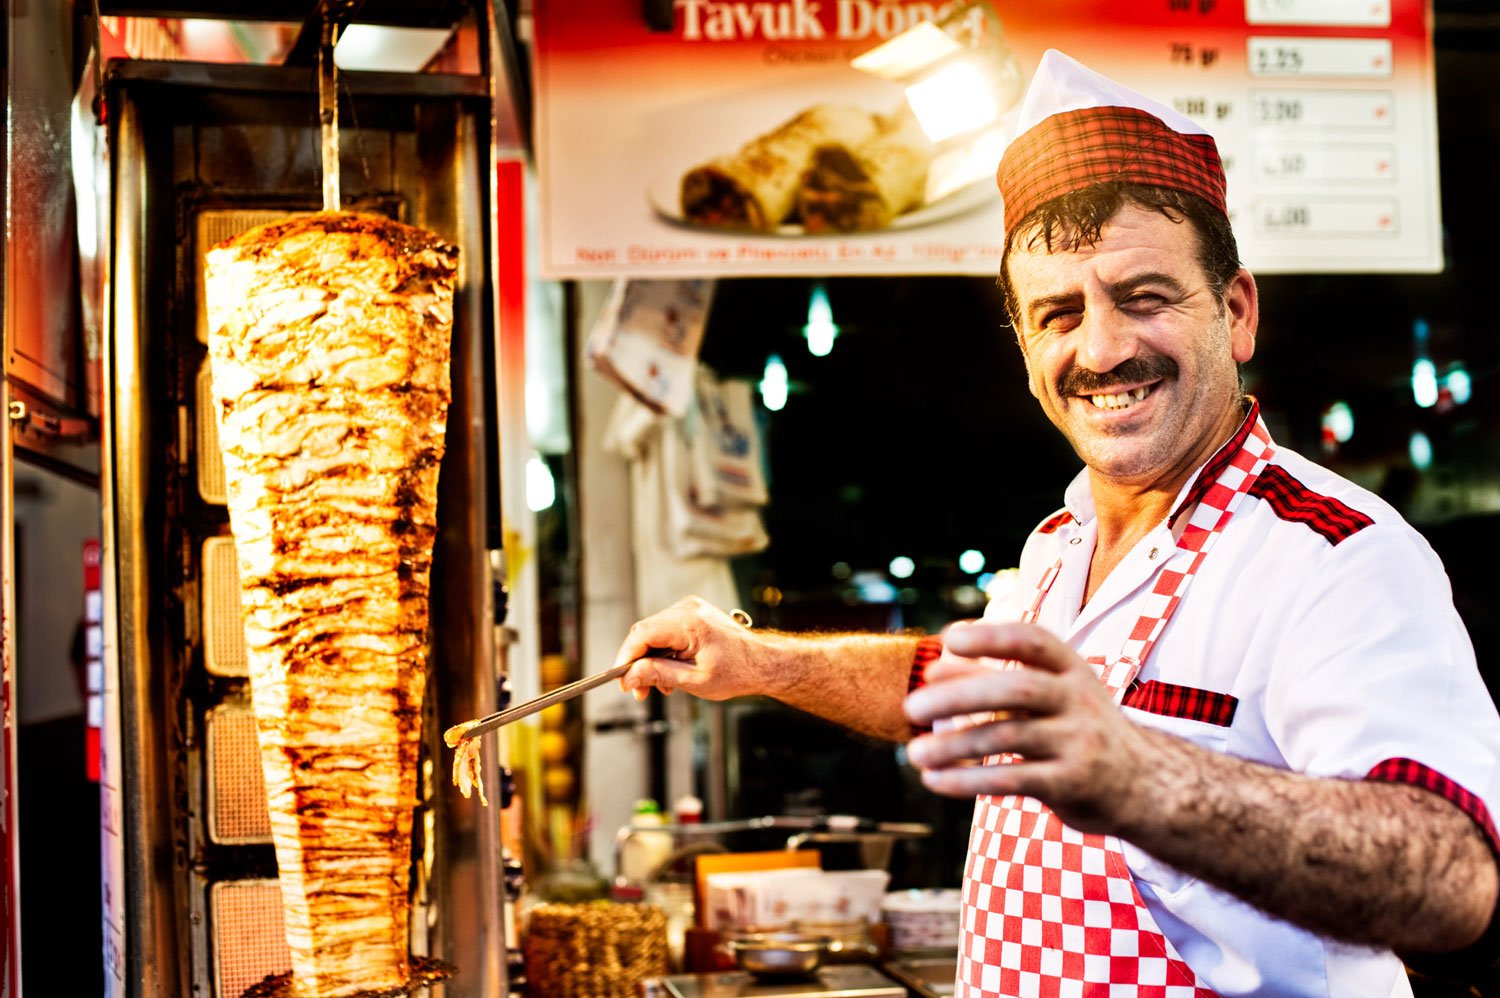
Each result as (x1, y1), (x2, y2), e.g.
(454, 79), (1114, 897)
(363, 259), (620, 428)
(647, 169), (996, 236)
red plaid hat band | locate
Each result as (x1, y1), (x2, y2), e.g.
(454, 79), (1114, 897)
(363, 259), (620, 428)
(997, 106), (1227, 231)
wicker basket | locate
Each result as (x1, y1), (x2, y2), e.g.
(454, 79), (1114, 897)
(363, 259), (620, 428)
(523, 902), (669, 998)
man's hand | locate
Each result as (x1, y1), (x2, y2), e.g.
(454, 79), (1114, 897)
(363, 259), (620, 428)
(615, 597), (766, 702)
(612, 597), (924, 741)
(903, 624), (1500, 953)
(903, 620), (1156, 832)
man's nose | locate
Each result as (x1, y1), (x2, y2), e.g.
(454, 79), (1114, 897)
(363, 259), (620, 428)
(1074, 306), (1138, 374)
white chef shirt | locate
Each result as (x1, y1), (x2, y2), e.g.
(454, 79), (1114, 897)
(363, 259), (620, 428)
(976, 419), (1500, 998)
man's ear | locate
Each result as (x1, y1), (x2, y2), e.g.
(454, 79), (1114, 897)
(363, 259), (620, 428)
(1226, 267), (1258, 364)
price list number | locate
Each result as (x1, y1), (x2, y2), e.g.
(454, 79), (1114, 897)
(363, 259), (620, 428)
(1255, 95), (1303, 124)
(1248, 37), (1393, 78)
(1246, 0), (1390, 28)
(1254, 144), (1396, 182)
(1256, 198), (1399, 236)
(1254, 44), (1302, 74)
(1260, 203), (1310, 231)
(1260, 151), (1306, 178)
(1251, 89), (1395, 130)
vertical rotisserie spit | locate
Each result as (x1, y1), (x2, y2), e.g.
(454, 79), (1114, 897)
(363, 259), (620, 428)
(204, 212), (457, 998)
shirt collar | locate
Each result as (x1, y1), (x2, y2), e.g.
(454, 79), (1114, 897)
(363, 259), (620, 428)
(1062, 397), (1266, 529)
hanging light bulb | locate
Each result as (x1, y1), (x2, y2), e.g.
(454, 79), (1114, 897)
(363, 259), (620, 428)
(804, 281), (839, 357)
(760, 353), (789, 411)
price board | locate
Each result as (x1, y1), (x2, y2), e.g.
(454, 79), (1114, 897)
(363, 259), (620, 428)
(533, 0), (1440, 275)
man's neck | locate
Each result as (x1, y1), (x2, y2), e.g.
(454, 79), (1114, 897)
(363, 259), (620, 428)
(1082, 403), (1251, 604)
(1091, 482), (1179, 555)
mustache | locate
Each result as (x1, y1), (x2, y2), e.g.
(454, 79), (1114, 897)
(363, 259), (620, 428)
(1060, 356), (1179, 396)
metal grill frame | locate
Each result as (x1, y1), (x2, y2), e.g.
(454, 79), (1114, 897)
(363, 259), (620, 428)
(105, 50), (511, 998)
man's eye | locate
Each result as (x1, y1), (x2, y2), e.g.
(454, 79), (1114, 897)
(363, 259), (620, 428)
(1041, 309), (1080, 329)
(1123, 293), (1164, 310)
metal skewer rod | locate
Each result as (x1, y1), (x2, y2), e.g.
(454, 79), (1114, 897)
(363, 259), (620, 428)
(317, 15), (340, 212)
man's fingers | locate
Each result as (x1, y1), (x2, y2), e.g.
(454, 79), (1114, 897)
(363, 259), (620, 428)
(906, 715), (1066, 770)
(620, 656), (697, 696)
(904, 666), (1065, 728)
(941, 621), (1079, 675)
(612, 597), (713, 667)
(613, 618), (688, 670)
(917, 759), (1062, 800)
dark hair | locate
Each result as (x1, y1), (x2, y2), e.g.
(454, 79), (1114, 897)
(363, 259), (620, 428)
(997, 182), (1241, 329)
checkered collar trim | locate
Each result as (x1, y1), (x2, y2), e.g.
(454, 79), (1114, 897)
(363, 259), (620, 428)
(1060, 398), (1266, 530)
(1168, 398), (1264, 528)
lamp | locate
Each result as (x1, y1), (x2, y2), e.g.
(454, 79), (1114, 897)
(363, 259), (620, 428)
(852, 2), (1023, 203)
(804, 281), (839, 357)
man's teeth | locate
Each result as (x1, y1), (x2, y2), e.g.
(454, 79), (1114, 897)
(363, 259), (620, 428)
(1087, 386), (1152, 410)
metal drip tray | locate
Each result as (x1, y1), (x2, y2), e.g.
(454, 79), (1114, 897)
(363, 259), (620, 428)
(655, 964), (905, 998)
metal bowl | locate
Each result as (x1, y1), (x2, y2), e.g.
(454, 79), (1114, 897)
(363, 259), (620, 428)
(793, 918), (878, 963)
(724, 931), (830, 978)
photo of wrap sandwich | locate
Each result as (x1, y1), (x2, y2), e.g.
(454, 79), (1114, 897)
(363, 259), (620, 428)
(668, 99), (986, 234)
(679, 103), (879, 231)
(798, 108), (935, 233)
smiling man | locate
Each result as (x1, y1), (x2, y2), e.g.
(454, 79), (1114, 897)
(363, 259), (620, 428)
(614, 51), (1500, 996)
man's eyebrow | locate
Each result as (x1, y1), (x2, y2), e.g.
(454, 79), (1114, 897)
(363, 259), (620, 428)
(1023, 290), (1082, 322)
(1023, 272), (1193, 323)
(1104, 272), (1192, 299)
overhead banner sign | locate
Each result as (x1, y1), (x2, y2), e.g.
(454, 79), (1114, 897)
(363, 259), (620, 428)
(533, 0), (1439, 277)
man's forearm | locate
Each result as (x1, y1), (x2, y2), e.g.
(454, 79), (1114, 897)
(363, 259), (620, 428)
(1120, 726), (1498, 952)
(764, 631), (923, 742)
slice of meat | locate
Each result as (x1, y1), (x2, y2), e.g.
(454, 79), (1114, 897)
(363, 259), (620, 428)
(444, 722), (487, 807)
(205, 211), (457, 998)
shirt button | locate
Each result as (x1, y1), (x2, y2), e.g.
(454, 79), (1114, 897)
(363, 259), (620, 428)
(1149, 547), (1159, 560)
(1069, 537), (1082, 545)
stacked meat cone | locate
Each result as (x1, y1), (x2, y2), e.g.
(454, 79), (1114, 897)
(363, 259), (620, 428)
(204, 212), (457, 998)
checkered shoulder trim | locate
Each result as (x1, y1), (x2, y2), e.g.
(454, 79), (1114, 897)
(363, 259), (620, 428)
(1365, 758), (1500, 852)
(1248, 464), (1374, 546)
(1035, 510), (1074, 535)
(908, 634), (944, 693)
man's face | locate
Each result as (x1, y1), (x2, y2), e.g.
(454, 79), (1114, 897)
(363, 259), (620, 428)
(1008, 204), (1257, 489)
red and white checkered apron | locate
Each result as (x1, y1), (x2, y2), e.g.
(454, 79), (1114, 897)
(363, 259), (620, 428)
(956, 417), (1274, 998)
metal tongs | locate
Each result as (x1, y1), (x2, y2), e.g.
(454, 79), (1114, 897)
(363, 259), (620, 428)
(450, 609), (753, 742)
(451, 661), (635, 742)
